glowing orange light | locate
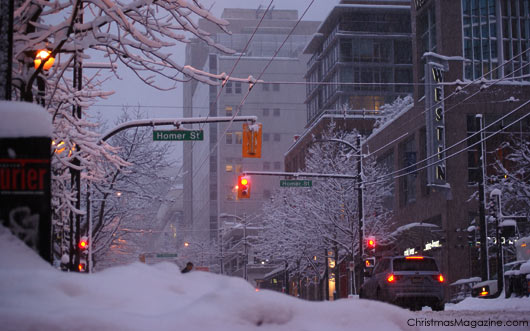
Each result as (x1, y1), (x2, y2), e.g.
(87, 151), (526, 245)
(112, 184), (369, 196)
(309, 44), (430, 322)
(184, 242), (189, 247)
(34, 50), (55, 70)
(241, 178), (248, 186)
(438, 274), (444, 283)
(387, 274), (395, 283)
(522, 243), (527, 248)
(480, 291), (489, 296)
(406, 256), (424, 260)
(255, 288), (260, 292)
(78, 263), (85, 272)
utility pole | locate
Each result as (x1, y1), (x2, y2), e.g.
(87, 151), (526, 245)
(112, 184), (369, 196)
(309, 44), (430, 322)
(357, 134), (364, 289)
(490, 189), (504, 297)
(476, 114), (490, 280)
(0, 0), (14, 100)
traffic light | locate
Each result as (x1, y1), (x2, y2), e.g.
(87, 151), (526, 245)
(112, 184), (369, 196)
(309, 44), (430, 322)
(78, 259), (87, 272)
(364, 257), (375, 268)
(237, 175), (251, 199)
(242, 123), (262, 158)
(366, 236), (376, 254)
(79, 236), (89, 251)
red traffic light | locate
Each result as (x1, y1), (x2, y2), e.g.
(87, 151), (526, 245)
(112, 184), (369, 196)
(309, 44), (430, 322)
(78, 236), (88, 250)
(237, 176), (251, 199)
(366, 237), (376, 249)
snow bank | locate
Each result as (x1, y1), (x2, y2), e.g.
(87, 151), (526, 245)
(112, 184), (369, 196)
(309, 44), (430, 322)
(448, 295), (530, 312)
(0, 101), (52, 138)
(0, 225), (417, 331)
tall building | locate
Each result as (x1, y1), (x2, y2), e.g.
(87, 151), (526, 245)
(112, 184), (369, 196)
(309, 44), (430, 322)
(364, 0), (530, 288)
(182, 8), (319, 277)
(286, 0), (413, 173)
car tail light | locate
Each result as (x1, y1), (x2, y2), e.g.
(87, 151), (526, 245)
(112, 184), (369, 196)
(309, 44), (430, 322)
(432, 274), (444, 283)
(405, 256), (424, 260)
(479, 286), (489, 296)
(387, 273), (401, 283)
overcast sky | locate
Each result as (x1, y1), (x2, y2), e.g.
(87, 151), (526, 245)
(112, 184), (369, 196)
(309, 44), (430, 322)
(91, 0), (338, 122)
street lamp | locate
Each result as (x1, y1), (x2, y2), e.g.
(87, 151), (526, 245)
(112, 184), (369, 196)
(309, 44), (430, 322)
(219, 213), (248, 280)
(34, 50), (55, 71)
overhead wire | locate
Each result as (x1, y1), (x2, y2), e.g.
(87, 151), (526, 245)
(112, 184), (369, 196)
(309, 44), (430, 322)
(190, 0), (317, 181)
(361, 100), (530, 189)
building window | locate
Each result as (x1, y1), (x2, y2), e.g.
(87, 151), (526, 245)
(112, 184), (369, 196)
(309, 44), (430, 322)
(225, 164), (233, 172)
(273, 161), (281, 170)
(273, 108), (280, 116)
(235, 82), (242, 94)
(466, 115), (481, 185)
(235, 132), (243, 144)
(226, 81), (233, 93)
(263, 108), (270, 116)
(273, 83), (280, 91)
(263, 162), (271, 170)
(377, 151), (394, 211)
(273, 133), (281, 142)
(263, 133), (270, 141)
(400, 138), (416, 205)
(225, 106), (233, 116)
(462, 0), (501, 80)
(263, 190), (271, 199)
(262, 83), (270, 91)
(418, 5), (437, 98)
(226, 132), (233, 144)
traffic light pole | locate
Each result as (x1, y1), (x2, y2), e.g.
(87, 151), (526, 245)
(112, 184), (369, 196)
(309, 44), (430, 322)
(356, 135), (365, 290)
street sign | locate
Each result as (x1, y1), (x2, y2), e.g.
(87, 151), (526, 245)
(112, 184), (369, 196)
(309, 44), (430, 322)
(156, 253), (178, 258)
(153, 130), (203, 141)
(280, 180), (312, 187)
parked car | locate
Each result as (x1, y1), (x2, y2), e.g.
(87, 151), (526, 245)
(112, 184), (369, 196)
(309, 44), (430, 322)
(359, 256), (445, 311)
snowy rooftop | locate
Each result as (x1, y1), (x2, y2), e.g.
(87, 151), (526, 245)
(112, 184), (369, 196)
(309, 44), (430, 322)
(0, 101), (52, 138)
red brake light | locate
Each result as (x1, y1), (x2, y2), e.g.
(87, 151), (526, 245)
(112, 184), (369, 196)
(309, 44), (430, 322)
(405, 256), (424, 260)
(387, 274), (396, 283)
(438, 274), (444, 283)
(480, 291), (489, 296)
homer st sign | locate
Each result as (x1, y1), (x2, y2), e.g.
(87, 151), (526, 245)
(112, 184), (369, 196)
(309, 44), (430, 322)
(153, 130), (204, 141)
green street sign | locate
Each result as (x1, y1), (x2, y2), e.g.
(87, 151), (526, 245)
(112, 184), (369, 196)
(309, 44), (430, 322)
(156, 253), (178, 258)
(153, 130), (203, 141)
(280, 180), (312, 187)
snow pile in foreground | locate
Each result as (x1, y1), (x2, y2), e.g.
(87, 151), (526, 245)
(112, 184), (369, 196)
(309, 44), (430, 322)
(0, 225), (415, 331)
(448, 295), (530, 312)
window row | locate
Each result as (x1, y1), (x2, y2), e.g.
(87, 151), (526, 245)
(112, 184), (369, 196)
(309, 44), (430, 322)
(224, 81), (280, 93)
(262, 108), (281, 117)
(225, 131), (282, 144)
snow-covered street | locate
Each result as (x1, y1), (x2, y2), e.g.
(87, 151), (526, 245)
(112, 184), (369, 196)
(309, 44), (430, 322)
(1, 225), (528, 331)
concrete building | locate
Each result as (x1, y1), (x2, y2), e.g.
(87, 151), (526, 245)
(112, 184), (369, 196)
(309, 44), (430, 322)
(285, 0), (413, 172)
(364, 0), (530, 288)
(182, 8), (319, 277)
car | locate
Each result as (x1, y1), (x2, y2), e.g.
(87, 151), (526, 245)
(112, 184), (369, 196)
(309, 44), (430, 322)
(359, 255), (445, 311)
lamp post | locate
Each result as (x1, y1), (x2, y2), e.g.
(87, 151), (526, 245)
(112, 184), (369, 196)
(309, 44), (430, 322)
(315, 134), (364, 295)
(219, 213), (248, 281)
